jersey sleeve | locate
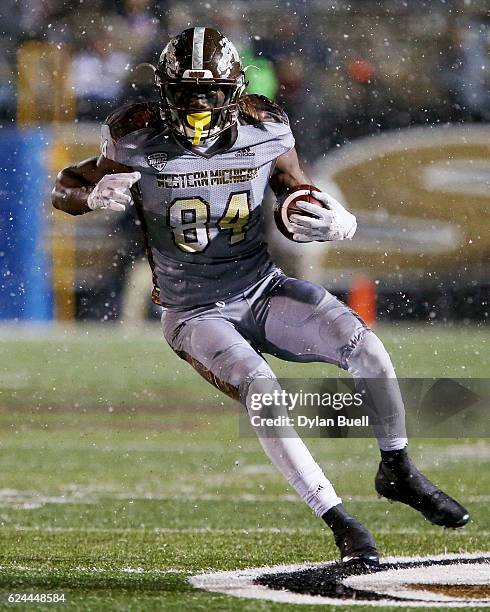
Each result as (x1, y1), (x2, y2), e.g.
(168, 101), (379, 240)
(100, 102), (163, 164)
(265, 119), (295, 156)
(238, 94), (295, 155)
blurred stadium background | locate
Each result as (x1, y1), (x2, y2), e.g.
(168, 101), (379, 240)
(0, 1), (489, 609)
(0, 0), (488, 323)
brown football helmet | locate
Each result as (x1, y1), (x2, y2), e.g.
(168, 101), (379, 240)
(156, 27), (246, 145)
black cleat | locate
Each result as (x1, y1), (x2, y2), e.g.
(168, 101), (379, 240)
(375, 448), (470, 528)
(323, 504), (379, 567)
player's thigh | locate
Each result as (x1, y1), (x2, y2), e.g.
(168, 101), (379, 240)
(262, 276), (367, 369)
(162, 312), (273, 401)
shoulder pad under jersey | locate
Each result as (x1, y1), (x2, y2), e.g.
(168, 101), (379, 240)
(104, 101), (163, 142)
(238, 94), (289, 126)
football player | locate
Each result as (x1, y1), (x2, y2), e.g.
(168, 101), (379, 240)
(52, 27), (469, 565)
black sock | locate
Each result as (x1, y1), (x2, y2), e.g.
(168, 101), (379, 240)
(322, 503), (353, 531)
(380, 446), (408, 465)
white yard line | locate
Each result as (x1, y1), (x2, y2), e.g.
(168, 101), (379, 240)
(5, 526), (488, 536)
(5, 526), (314, 534)
(0, 564), (191, 575)
(0, 487), (489, 509)
(1, 443), (489, 465)
(0, 371), (30, 389)
(1, 487), (489, 504)
(0, 443), (260, 454)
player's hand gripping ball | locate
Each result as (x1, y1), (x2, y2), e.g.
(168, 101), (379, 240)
(274, 184), (357, 242)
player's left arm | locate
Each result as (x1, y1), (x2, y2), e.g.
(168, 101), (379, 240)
(269, 147), (357, 242)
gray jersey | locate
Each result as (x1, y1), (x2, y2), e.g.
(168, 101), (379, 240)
(101, 96), (294, 308)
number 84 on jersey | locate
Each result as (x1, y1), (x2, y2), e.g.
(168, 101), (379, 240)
(168, 191), (251, 253)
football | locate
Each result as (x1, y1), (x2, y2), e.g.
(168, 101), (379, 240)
(274, 184), (326, 241)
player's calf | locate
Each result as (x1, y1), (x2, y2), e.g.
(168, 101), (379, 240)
(375, 447), (470, 528)
(346, 331), (408, 450)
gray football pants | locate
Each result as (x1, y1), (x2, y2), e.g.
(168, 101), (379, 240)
(161, 268), (407, 516)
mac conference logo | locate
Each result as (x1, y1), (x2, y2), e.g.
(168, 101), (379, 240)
(147, 152), (168, 171)
(190, 554), (490, 607)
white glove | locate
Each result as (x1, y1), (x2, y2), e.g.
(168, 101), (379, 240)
(87, 171), (141, 212)
(289, 191), (357, 242)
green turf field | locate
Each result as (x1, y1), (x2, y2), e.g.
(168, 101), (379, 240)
(0, 322), (488, 611)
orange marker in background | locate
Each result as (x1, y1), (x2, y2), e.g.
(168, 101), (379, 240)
(348, 275), (377, 327)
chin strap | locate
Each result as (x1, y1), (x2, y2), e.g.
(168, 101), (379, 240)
(187, 112), (212, 145)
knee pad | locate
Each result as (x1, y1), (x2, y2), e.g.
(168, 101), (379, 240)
(346, 331), (396, 378)
(239, 367), (277, 408)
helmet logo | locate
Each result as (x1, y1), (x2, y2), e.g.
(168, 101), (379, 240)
(187, 112), (212, 145)
(161, 40), (180, 77)
(217, 37), (240, 77)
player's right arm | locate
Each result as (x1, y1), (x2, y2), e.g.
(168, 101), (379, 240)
(53, 102), (163, 216)
(52, 155), (140, 216)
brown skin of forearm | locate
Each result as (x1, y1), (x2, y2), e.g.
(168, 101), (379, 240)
(51, 155), (131, 216)
(268, 147), (312, 197)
